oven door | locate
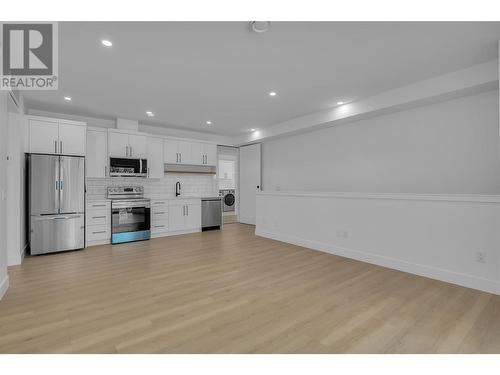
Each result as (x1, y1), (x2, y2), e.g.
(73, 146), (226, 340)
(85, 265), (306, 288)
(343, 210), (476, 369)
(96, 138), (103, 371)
(111, 200), (151, 243)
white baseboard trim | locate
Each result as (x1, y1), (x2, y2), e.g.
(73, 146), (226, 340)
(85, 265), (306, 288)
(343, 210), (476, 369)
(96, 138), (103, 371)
(0, 275), (9, 301)
(256, 229), (500, 295)
(7, 243), (27, 266)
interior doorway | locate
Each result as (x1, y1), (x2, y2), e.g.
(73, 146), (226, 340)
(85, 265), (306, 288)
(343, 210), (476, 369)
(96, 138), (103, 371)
(217, 146), (239, 225)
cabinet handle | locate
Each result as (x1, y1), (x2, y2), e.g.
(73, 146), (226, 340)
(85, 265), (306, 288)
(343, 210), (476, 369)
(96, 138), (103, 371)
(54, 140), (57, 153)
(92, 204), (106, 207)
(126, 145), (128, 157)
(154, 212), (165, 215)
(92, 216), (107, 219)
(179, 153), (182, 163)
(60, 141), (63, 154)
(186, 205), (189, 216)
(154, 225), (165, 228)
(183, 205), (185, 216)
(92, 230), (106, 234)
(104, 165), (107, 177)
(154, 201), (165, 205)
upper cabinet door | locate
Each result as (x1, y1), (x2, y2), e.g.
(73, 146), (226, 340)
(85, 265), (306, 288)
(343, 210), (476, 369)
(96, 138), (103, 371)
(29, 119), (59, 154)
(204, 143), (217, 166)
(58, 123), (86, 156)
(178, 140), (191, 164)
(164, 139), (179, 163)
(147, 137), (164, 179)
(86, 130), (107, 178)
(108, 131), (129, 158)
(129, 134), (147, 158)
(190, 142), (204, 165)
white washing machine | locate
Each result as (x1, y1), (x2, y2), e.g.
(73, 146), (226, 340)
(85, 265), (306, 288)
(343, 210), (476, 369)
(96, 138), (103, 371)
(219, 189), (236, 212)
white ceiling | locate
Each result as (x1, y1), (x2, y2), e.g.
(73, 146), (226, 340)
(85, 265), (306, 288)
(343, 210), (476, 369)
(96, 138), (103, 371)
(24, 22), (500, 136)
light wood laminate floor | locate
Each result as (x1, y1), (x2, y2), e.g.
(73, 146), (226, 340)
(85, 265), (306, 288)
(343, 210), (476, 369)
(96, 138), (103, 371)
(1, 224), (499, 353)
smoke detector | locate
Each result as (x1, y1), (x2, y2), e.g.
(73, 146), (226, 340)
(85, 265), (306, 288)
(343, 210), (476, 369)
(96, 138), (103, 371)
(251, 21), (271, 33)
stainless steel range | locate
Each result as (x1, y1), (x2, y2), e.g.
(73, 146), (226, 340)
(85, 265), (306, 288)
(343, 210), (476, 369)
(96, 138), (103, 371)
(108, 186), (150, 244)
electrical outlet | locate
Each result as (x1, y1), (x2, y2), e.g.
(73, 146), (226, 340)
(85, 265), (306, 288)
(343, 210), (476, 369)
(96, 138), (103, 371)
(476, 251), (486, 263)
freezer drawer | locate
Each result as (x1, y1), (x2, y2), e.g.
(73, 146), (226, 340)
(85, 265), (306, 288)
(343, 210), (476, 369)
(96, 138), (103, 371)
(30, 214), (85, 255)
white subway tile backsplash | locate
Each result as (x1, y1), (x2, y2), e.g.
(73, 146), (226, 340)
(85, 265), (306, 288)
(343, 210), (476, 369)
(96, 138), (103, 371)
(86, 174), (218, 200)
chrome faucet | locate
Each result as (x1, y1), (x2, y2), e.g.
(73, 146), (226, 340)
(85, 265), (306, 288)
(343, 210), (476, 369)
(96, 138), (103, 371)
(175, 181), (181, 197)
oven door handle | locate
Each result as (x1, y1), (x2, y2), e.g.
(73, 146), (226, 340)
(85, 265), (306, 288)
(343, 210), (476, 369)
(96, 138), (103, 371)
(112, 202), (151, 209)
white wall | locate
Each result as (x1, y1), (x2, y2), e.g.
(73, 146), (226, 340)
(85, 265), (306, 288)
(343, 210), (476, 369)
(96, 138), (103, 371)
(0, 91), (10, 299)
(262, 89), (500, 195)
(256, 192), (500, 295)
(6, 94), (26, 266)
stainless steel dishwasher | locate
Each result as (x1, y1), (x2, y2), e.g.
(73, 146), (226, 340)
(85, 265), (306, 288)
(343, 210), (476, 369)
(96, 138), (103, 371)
(201, 197), (222, 231)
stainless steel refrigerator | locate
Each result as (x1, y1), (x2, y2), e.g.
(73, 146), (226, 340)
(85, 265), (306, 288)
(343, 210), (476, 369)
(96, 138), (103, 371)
(29, 154), (85, 255)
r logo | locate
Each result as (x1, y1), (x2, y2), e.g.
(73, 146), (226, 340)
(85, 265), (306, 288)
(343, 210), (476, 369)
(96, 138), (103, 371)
(2, 23), (53, 75)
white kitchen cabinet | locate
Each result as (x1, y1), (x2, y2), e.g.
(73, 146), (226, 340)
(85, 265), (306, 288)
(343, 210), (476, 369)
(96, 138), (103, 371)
(190, 142), (205, 165)
(185, 202), (201, 230)
(192, 142), (217, 166)
(168, 203), (185, 232)
(58, 123), (86, 156)
(147, 136), (164, 179)
(178, 141), (191, 164)
(108, 131), (130, 158)
(108, 131), (147, 158)
(86, 200), (111, 246)
(86, 129), (108, 178)
(29, 119), (59, 154)
(204, 143), (217, 166)
(28, 116), (86, 156)
(151, 200), (169, 236)
(168, 199), (201, 232)
(164, 139), (191, 164)
(128, 134), (147, 158)
(164, 139), (178, 164)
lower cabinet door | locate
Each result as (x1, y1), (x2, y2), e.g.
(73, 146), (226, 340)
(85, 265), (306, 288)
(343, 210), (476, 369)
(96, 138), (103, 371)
(186, 204), (201, 230)
(168, 204), (186, 232)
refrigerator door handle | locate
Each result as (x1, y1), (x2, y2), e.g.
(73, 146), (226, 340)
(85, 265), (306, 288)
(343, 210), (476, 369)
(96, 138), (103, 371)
(59, 158), (63, 213)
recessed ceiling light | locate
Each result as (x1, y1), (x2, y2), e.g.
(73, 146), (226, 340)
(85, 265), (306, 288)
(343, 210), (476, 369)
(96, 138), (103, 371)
(337, 101), (344, 105)
(250, 128), (256, 132)
(101, 40), (113, 47)
(269, 91), (277, 97)
(146, 111), (154, 117)
(206, 121), (212, 125)
(251, 21), (271, 33)
(64, 96), (72, 101)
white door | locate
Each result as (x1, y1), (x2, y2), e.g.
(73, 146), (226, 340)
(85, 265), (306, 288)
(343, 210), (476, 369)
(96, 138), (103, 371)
(86, 130), (107, 177)
(29, 119), (59, 154)
(108, 132), (129, 158)
(178, 140), (191, 164)
(239, 143), (261, 225)
(164, 139), (179, 163)
(186, 203), (201, 229)
(129, 134), (147, 158)
(58, 123), (86, 156)
(190, 142), (204, 165)
(168, 203), (186, 231)
(147, 136), (164, 179)
(204, 143), (217, 166)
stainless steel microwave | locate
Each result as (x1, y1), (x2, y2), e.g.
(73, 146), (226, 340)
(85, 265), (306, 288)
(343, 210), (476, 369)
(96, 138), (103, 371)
(109, 158), (148, 177)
